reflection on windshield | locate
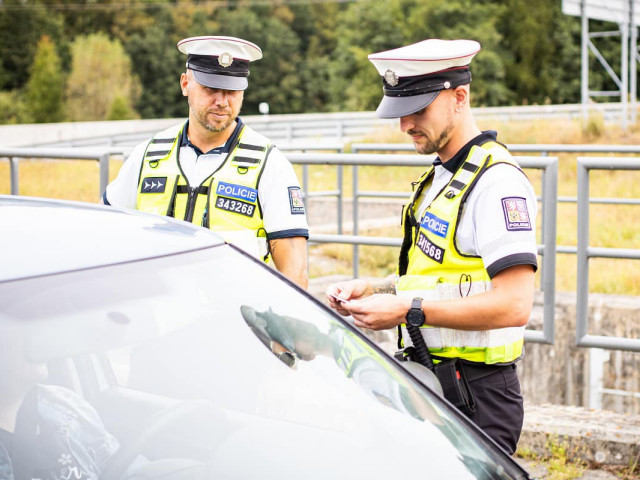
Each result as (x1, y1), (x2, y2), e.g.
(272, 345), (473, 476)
(241, 305), (443, 423)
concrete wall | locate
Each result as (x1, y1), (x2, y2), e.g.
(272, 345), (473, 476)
(521, 292), (640, 414)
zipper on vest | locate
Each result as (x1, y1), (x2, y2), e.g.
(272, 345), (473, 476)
(202, 177), (215, 229)
(184, 186), (198, 223)
(165, 175), (180, 218)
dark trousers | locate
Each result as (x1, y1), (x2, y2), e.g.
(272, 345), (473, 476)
(465, 363), (524, 455)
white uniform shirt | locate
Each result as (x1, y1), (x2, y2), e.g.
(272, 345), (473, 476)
(104, 119), (309, 240)
(415, 132), (538, 277)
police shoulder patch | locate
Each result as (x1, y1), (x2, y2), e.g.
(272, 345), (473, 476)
(288, 187), (305, 215)
(501, 197), (531, 231)
(141, 177), (167, 194)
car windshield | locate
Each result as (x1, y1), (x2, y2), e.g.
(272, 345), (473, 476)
(0, 245), (524, 479)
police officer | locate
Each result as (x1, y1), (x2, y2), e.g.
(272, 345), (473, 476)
(326, 39), (538, 454)
(103, 36), (309, 288)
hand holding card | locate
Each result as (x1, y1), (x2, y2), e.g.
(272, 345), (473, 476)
(328, 293), (349, 304)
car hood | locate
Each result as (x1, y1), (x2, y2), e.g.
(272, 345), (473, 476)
(0, 196), (224, 282)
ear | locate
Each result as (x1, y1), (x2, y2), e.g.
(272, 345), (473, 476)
(453, 85), (469, 112)
(180, 72), (189, 96)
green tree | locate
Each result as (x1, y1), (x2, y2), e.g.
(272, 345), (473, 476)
(0, 0), (64, 90)
(292, 2), (343, 112)
(24, 35), (65, 123)
(107, 95), (136, 120)
(126, 8), (185, 119)
(212, 7), (303, 114)
(401, 0), (510, 107)
(498, 0), (556, 104)
(65, 33), (140, 121)
(547, 12), (581, 104)
(0, 90), (29, 125)
(329, 0), (406, 112)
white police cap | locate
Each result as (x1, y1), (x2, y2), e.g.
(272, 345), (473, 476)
(368, 39), (481, 118)
(177, 36), (263, 91)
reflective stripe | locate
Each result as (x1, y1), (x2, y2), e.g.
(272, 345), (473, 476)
(399, 325), (525, 349)
(396, 279), (492, 301)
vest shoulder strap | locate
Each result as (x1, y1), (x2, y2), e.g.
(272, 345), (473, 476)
(443, 145), (491, 199)
(144, 122), (184, 161)
(231, 125), (273, 168)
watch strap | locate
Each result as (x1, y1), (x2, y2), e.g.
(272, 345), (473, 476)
(411, 297), (423, 310)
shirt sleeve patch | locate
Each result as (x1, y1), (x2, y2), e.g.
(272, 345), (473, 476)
(288, 187), (305, 215)
(501, 196), (531, 231)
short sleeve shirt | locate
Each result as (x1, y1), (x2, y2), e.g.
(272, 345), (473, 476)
(104, 118), (309, 241)
(415, 131), (538, 278)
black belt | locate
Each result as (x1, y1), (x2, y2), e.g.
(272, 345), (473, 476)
(462, 362), (516, 382)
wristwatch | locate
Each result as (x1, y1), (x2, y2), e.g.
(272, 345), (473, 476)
(405, 297), (425, 327)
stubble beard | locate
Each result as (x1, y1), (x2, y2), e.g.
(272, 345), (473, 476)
(197, 110), (235, 134)
(189, 97), (236, 133)
(410, 114), (455, 155)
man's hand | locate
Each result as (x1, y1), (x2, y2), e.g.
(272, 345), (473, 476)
(342, 294), (411, 331)
(325, 279), (370, 315)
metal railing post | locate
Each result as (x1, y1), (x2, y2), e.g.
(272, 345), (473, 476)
(302, 165), (309, 204)
(539, 168), (547, 292)
(576, 158), (591, 343)
(9, 157), (19, 195)
(98, 153), (110, 198)
(540, 157), (558, 344)
(337, 165), (343, 235)
(352, 164), (359, 278)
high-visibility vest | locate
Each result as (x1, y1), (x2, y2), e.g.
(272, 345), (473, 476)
(136, 121), (273, 261)
(396, 142), (527, 364)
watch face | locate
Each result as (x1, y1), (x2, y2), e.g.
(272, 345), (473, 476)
(407, 309), (424, 327)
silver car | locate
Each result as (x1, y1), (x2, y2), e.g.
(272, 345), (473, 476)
(0, 195), (532, 480)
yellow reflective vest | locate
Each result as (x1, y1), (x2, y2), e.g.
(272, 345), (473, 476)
(136, 121), (273, 261)
(396, 142), (526, 365)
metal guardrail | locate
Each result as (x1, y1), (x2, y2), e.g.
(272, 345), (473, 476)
(283, 144), (347, 235)
(287, 153), (558, 346)
(576, 157), (640, 353)
(9, 102), (634, 150)
(0, 147), (111, 196)
(352, 143), (640, 210)
(0, 144), (346, 200)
